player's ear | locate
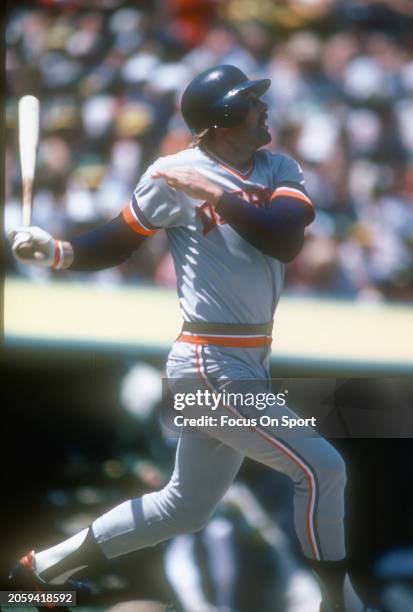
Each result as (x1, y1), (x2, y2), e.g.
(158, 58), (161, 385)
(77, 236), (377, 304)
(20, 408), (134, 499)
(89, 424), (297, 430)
(213, 126), (235, 140)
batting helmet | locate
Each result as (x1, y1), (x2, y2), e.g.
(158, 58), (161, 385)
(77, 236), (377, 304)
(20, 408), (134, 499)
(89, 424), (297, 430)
(181, 65), (271, 133)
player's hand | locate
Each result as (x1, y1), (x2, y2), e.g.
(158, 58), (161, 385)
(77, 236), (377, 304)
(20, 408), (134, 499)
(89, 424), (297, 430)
(151, 167), (223, 207)
(8, 226), (55, 267)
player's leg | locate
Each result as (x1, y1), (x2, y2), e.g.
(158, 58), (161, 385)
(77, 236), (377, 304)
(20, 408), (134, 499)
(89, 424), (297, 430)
(16, 433), (243, 585)
(222, 409), (349, 610)
(91, 433), (243, 558)
(195, 356), (359, 612)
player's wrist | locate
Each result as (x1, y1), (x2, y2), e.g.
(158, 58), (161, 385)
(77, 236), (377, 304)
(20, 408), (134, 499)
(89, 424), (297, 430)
(52, 240), (74, 270)
(208, 187), (224, 209)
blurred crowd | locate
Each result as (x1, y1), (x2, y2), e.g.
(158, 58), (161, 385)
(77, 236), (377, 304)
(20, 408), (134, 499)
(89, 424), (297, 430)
(5, 0), (413, 301)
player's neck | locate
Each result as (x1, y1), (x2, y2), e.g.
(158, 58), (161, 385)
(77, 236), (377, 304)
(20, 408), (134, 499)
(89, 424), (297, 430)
(205, 139), (255, 173)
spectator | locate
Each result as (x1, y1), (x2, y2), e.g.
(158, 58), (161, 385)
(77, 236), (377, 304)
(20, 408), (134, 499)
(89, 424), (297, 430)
(5, 0), (413, 300)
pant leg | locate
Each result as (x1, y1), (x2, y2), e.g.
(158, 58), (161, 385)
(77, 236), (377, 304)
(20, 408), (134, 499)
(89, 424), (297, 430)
(92, 433), (243, 558)
(195, 344), (346, 562)
(94, 337), (346, 562)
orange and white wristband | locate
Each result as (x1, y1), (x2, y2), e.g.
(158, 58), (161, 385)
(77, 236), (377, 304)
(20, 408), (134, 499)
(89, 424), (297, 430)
(52, 240), (73, 270)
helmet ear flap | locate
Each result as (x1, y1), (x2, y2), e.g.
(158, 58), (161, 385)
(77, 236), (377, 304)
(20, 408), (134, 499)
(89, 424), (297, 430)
(212, 93), (250, 128)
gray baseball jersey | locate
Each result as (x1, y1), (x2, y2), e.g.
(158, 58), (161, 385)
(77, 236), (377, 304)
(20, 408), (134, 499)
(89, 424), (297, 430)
(122, 146), (314, 325)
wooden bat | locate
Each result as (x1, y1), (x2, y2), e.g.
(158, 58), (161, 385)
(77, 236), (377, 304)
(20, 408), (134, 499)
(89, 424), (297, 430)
(18, 95), (39, 227)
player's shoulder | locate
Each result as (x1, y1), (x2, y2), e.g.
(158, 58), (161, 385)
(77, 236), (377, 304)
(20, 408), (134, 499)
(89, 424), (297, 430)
(256, 149), (305, 186)
(148, 148), (203, 173)
(255, 149), (301, 172)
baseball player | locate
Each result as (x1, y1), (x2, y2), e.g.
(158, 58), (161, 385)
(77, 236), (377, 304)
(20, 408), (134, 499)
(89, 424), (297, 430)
(8, 65), (377, 612)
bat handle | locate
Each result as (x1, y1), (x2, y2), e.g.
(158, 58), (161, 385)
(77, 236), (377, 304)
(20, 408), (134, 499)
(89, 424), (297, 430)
(22, 176), (33, 226)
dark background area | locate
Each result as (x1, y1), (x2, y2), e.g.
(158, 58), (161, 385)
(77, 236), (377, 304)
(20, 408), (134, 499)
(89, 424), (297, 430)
(1, 347), (412, 608)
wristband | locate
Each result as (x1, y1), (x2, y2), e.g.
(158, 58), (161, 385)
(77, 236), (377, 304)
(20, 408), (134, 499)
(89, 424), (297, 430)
(52, 240), (72, 270)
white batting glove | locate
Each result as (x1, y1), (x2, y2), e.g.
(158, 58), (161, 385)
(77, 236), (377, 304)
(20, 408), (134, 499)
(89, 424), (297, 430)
(8, 226), (73, 269)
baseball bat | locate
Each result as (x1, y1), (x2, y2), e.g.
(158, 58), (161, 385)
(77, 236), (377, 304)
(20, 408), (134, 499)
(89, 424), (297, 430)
(18, 95), (39, 227)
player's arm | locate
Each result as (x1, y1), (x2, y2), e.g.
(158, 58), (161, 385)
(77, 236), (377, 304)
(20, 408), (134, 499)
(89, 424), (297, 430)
(8, 213), (146, 272)
(214, 185), (313, 262)
(9, 170), (179, 270)
(152, 167), (314, 263)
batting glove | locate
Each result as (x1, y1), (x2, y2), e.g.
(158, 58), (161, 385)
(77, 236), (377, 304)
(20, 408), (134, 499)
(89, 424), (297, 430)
(8, 226), (73, 269)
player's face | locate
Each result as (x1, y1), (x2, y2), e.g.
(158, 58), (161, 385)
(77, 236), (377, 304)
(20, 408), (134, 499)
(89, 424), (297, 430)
(241, 91), (271, 148)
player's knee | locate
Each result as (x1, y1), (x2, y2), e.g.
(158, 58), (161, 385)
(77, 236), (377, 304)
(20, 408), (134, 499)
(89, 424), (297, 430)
(161, 488), (214, 533)
(185, 510), (211, 534)
(176, 497), (214, 533)
(166, 502), (211, 534)
(316, 447), (347, 486)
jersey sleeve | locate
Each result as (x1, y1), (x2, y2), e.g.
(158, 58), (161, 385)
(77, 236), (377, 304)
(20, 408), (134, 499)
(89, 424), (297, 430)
(121, 169), (182, 236)
(271, 154), (315, 225)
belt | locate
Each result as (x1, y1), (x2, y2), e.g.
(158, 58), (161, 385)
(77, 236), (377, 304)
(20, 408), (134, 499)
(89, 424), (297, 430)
(177, 321), (273, 348)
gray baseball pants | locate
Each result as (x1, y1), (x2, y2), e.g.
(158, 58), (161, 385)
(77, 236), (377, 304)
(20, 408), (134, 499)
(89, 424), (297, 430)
(92, 341), (346, 562)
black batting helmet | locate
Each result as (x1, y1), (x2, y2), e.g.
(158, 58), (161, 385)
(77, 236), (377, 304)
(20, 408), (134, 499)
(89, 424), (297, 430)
(181, 65), (271, 134)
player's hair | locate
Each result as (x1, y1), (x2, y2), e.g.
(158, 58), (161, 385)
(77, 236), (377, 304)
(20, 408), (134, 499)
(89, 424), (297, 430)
(190, 127), (214, 149)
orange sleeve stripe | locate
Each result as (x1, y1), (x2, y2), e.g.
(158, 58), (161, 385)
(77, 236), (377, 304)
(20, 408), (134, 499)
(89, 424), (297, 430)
(271, 188), (315, 225)
(122, 204), (157, 236)
(271, 187), (312, 205)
